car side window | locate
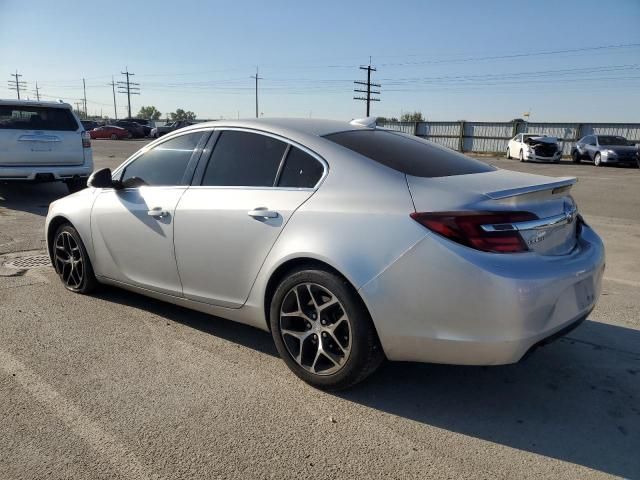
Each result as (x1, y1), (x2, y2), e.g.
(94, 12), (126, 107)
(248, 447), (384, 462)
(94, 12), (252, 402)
(201, 130), (287, 187)
(120, 131), (204, 187)
(277, 147), (324, 188)
(514, 134), (521, 142)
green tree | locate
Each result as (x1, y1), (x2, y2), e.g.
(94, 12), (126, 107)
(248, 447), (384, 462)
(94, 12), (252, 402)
(400, 111), (424, 122)
(137, 106), (162, 120)
(170, 109), (197, 121)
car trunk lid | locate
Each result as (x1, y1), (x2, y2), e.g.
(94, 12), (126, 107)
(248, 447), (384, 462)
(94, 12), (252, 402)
(407, 169), (579, 256)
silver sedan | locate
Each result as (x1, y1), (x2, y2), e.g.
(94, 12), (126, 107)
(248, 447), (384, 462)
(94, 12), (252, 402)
(45, 118), (605, 390)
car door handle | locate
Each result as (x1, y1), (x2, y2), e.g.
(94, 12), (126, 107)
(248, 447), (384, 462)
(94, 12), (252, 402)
(147, 207), (169, 218)
(248, 207), (278, 219)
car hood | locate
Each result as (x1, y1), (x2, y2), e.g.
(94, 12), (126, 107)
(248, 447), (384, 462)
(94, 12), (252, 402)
(602, 145), (637, 153)
(525, 136), (558, 145)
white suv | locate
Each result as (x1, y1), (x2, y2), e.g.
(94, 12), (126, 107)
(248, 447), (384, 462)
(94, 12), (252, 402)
(0, 99), (93, 193)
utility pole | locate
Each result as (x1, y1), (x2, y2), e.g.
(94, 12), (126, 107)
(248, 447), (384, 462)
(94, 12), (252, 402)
(74, 102), (83, 116)
(353, 61), (380, 116)
(8, 71), (26, 99)
(82, 78), (88, 119)
(109, 76), (118, 120)
(250, 66), (262, 118)
(117, 68), (140, 118)
(35, 82), (40, 101)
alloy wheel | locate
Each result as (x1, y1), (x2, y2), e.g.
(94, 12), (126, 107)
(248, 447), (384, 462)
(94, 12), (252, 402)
(279, 282), (352, 375)
(54, 231), (84, 289)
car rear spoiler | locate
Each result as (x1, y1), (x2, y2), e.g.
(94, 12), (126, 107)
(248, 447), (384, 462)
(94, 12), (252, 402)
(485, 177), (576, 200)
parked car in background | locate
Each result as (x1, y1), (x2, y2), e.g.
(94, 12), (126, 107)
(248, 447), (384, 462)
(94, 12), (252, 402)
(571, 135), (638, 167)
(125, 117), (155, 137)
(81, 120), (100, 131)
(89, 125), (130, 140)
(150, 119), (194, 138)
(507, 133), (562, 163)
(0, 99), (92, 193)
(114, 120), (145, 138)
(45, 118), (604, 389)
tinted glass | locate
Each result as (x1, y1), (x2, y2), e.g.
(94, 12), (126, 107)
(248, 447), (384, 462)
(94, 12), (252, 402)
(202, 130), (287, 187)
(324, 130), (495, 177)
(121, 132), (204, 187)
(0, 106), (78, 131)
(278, 147), (324, 188)
(597, 135), (628, 146)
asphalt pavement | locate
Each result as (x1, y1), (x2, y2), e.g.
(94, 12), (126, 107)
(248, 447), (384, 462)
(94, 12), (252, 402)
(1, 140), (639, 479)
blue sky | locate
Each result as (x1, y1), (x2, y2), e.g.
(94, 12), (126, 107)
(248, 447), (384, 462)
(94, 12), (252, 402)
(1, 0), (639, 121)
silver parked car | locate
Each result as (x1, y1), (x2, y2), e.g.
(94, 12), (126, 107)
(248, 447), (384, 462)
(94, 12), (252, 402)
(45, 118), (605, 389)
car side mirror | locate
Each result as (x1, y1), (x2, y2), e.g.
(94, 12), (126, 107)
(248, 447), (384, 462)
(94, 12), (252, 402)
(87, 168), (118, 189)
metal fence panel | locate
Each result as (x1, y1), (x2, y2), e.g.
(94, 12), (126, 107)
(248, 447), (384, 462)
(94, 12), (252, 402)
(379, 120), (640, 156)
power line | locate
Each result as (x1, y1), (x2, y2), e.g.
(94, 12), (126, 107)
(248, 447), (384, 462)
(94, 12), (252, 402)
(250, 66), (262, 118)
(117, 68), (140, 118)
(354, 62), (380, 116)
(8, 71), (26, 99)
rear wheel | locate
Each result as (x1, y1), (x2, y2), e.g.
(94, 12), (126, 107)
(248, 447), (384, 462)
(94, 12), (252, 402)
(52, 224), (98, 294)
(572, 150), (581, 163)
(594, 152), (602, 166)
(270, 268), (384, 390)
(64, 177), (86, 194)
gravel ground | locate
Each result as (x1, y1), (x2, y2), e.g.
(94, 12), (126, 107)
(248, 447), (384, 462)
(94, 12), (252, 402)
(1, 140), (638, 479)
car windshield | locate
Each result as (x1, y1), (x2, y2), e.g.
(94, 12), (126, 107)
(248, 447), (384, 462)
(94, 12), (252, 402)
(597, 136), (629, 146)
(324, 129), (495, 177)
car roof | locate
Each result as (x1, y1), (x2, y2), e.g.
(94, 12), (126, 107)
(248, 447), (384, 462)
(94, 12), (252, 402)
(179, 118), (369, 138)
(0, 98), (72, 109)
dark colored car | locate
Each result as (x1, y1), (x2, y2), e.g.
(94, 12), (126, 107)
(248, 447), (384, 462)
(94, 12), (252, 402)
(89, 125), (130, 140)
(151, 120), (194, 138)
(114, 120), (145, 138)
(125, 117), (153, 137)
(572, 135), (638, 167)
(81, 120), (100, 131)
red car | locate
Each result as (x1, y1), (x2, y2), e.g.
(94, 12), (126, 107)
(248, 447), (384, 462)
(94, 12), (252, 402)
(89, 125), (131, 140)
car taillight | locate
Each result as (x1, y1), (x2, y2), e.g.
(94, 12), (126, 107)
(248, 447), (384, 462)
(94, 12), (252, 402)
(410, 211), (538, 253)
(82, 132), (91, 148)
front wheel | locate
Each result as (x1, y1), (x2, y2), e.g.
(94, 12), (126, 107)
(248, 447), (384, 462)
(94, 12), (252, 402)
(519, 149), (526, 162)
(270, 268), (384, 390)
(572, 150), (581, 163)
(506, 148), (511, 159)
(52, 224), (98, 294)
(594, 152), (602, 166)
(110, 133), (118, 140)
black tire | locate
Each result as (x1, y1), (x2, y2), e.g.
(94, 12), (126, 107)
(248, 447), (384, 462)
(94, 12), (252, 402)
(594, 152), (602, 166)
(519, 149), (526, 162)
(506, 148), (511, 159)
(270, 267), (384, 390)
(64, 177), (86, 194)
(52, 224), (98, 294)
(572, 150), (581, 163)
(110, 133), (118, 140)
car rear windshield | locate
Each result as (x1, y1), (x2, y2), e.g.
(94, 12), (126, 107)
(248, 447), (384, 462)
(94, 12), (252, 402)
(597, 135), (629, 146)
(0, 105), (79, 131)
(323, 130), (495, 177)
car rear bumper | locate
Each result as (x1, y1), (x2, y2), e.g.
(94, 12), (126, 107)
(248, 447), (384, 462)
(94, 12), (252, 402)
(359, 224), (605, 365)
(0, 163), (93, 181)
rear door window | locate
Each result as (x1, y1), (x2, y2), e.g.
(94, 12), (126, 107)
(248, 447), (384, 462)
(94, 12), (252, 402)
(324, 130), (495, 177)
(277, 147), (324, 188)
(0, 105), (79, 131)
(202, 130), (287, 187)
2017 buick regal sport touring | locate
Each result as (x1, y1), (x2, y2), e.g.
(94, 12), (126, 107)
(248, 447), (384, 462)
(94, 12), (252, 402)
(45, 118), (605, 390)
